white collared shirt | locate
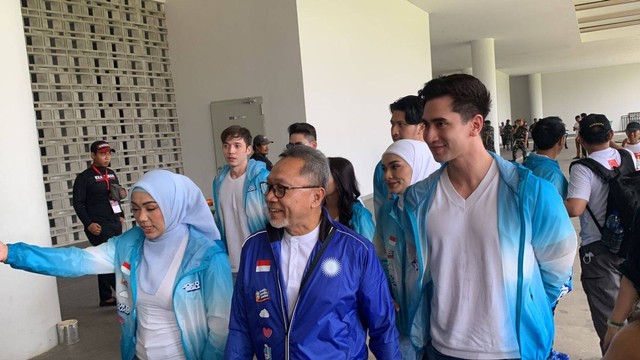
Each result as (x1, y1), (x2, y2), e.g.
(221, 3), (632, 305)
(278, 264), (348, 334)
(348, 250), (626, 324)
(280, 224), (320, 320)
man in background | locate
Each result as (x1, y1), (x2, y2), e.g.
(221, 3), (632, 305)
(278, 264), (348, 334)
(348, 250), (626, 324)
(287, 122), (317, 149)
(212, 125), (269, 282)
(73, 140), (124, 307)
(250, 134), (274, 171)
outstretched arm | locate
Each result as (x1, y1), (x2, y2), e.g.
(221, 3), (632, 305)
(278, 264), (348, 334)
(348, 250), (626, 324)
(2, 239), (116, 277)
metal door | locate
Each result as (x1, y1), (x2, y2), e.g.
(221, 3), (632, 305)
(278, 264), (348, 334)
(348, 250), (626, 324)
(210, 97), (265, 174)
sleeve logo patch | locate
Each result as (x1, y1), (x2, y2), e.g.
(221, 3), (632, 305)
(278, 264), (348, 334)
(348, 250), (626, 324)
(183, 281), (201, 292)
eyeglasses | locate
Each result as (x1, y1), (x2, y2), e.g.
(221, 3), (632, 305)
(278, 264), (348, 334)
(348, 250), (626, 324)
(260, 182), (321, 198)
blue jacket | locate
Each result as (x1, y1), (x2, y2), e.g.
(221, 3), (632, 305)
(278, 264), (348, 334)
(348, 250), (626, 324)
(212, 159), (269, 246)
(373, 197), (421, 341)
(403, 153), (576, 360)
(225, 212), (400, 359)
(6, 227), (233, 360)
(349, 201), (375, 241)
(522, 152), (568, 199)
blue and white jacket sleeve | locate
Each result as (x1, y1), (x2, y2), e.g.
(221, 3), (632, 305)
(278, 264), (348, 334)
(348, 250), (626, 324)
(530, 180), (577, 305)
(357, 242), (401, 359)
(224, 249), (254, 359)
(350, 202), (375, 242)
(6, 240), (116, 277)
(202, 250), (234, 359)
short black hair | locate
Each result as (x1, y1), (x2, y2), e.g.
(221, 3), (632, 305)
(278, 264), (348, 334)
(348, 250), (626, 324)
(389, 95), (424, 125)
(531, 116), (565, 150)
(288, 122), (317, 142)
(418, 74), (492, 123)
(221, 125), (252, 147)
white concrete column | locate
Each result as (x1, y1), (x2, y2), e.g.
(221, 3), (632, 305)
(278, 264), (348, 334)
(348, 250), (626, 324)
(0, 1), (62, 358)
(528, 73), (543, 120)
(471, 38), (500, 152)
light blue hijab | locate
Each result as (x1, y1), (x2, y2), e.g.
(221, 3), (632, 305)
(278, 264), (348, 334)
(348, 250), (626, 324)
(131, 169), (220, 295)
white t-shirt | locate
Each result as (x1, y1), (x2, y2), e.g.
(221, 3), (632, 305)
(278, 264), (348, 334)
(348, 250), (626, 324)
(219, 172), (251, 272)
(135, 234), (188, 360)
(426, 161), (519, 359)
(624, 142), (640, 170)
(280, 225), (320, 320)
(567, 147), (634, 246)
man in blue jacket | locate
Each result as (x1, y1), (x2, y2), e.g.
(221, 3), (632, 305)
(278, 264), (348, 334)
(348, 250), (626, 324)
(406, 74), (576, 360)
(522, 116), (568, 199)
(226, 145), (400, 359)
(213, 125), (269, 281)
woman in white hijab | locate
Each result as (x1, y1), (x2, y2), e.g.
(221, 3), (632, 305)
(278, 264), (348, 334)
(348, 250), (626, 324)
(373, 139), (440, 359)
(0, 170), (232, 360)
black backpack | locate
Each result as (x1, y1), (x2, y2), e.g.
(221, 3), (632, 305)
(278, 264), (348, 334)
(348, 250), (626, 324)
(570, 149), (640, 258)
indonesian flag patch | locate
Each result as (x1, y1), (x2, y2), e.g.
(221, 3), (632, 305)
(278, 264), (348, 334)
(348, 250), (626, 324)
(256, 260), (271, 272)
(121, 262), (131, 276)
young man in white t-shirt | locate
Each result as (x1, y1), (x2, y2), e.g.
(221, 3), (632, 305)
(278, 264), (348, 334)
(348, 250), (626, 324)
(212, 125), (269, 281)
(405, 74), (576, 360)
(565, 114), (638, 353)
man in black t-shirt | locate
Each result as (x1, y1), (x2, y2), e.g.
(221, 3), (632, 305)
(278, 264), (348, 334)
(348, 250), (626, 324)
(250, 134), (274, 171)
(72, 140), (123, 307)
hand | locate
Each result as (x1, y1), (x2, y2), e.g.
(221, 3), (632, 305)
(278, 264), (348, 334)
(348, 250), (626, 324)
(0, 240), (8, 263)
(392, 299), (400, 313)
(87, 223), (102, 236)
(602, 326), (620, 354)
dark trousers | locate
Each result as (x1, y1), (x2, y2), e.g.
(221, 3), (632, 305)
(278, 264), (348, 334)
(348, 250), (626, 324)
(85, 222), (121, 302)
(579, 241), (624, 353)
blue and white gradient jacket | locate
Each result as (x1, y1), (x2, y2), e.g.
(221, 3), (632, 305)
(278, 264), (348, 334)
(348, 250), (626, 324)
(403, 153), (576, 360)
(6, 227), (233, 360)
(349, 201), (375, 242)
(522, 152), (568, 200)
(225, 211), (400, 359)
(212, 159), (269, 246)
(373, 197), (422, 344)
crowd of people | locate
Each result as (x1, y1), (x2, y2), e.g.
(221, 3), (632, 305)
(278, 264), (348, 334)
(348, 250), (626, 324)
(1, 73), (640, 359)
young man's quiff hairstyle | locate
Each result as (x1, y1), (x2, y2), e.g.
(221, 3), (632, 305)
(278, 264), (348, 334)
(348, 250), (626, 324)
(531, 116), (565, 150)
(288, 123), (317, 142)
(389, 95), (424, 125)
(418, 74), (492, 123)
(221, 125), (252, 147)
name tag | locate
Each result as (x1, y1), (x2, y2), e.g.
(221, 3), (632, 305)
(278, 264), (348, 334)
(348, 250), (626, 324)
(110, 200), (122, 214)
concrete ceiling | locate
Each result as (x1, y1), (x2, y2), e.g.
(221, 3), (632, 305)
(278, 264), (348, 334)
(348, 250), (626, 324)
(409, 0), (640, 76)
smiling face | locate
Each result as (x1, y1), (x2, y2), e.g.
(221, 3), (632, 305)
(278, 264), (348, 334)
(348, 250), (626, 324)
(390, 110), (424, 142)
(381, 153), (413, 195)
(223, 136), (252, 168)
(423, 95), (480, 164)
(264, 157), (324, 235)
(131, 191), (166, 240)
